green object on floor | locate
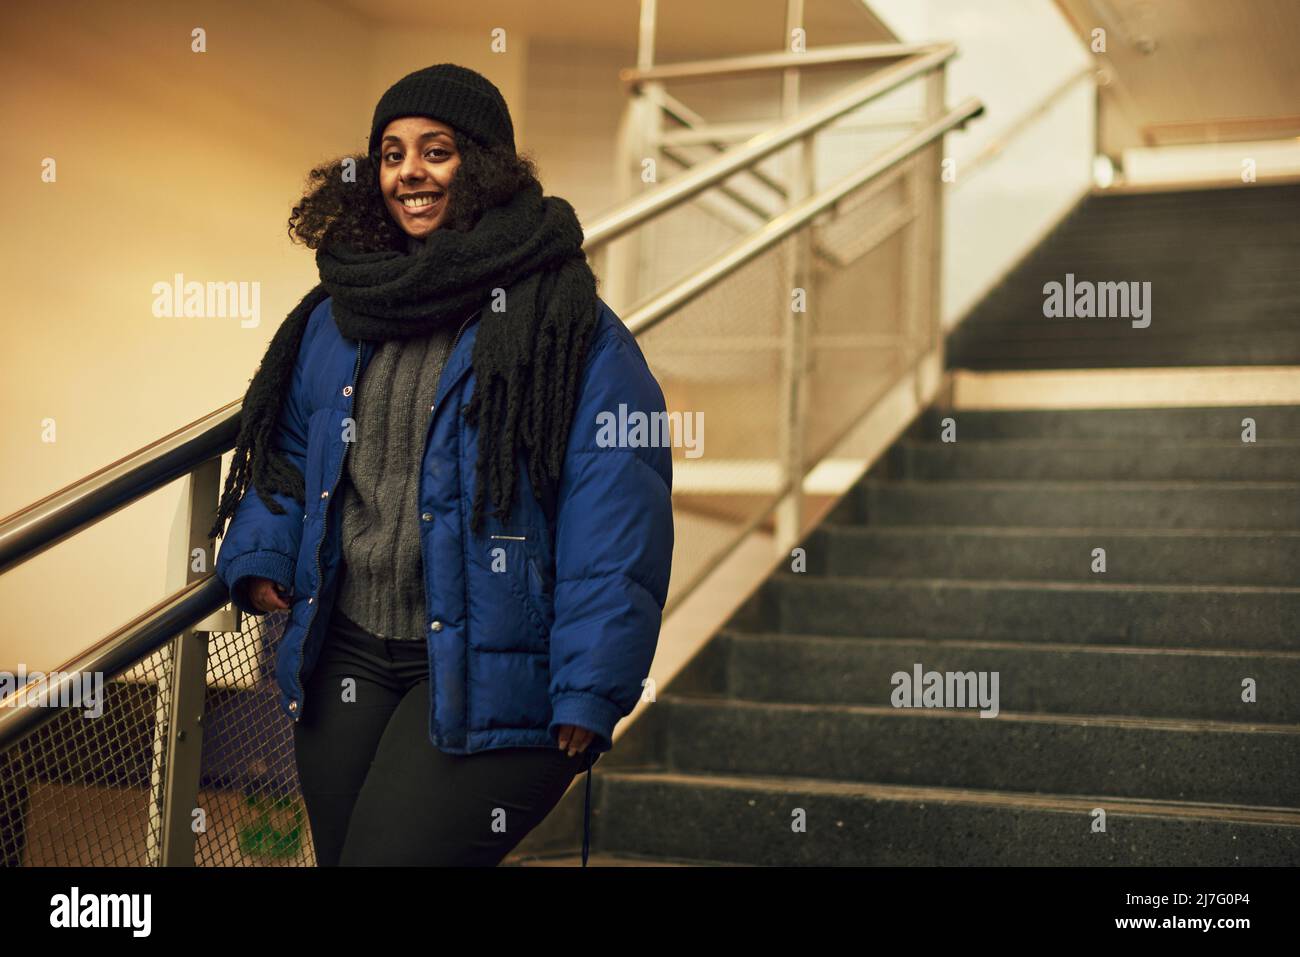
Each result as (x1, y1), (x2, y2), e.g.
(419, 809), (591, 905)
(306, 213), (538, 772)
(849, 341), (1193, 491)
(237, 792), (305, 859)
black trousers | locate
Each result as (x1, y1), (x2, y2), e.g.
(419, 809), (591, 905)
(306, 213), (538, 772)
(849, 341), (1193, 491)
(292, 608), (587, 866)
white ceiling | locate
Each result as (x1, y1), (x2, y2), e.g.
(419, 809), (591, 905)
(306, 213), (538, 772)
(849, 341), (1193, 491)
(1055, 0), (1300, 150)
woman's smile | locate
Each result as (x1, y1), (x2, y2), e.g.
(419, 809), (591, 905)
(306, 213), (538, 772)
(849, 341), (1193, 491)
(397, 191), (445, 217)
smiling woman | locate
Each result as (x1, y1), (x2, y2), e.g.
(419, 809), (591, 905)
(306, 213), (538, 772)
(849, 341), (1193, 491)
(212, 63), (674, 869)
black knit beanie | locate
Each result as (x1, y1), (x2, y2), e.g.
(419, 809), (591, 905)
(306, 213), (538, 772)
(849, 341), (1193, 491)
(368, 63), (516, 155)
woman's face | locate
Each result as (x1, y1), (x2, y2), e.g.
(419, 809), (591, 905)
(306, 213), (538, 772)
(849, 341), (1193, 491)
(378, 116), (461, 239)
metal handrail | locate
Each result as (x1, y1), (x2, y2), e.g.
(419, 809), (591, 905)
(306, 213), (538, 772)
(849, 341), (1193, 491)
(0, 577), (227, 750)
(954, 64), (1094, 185)
(0, 401), (240, 575)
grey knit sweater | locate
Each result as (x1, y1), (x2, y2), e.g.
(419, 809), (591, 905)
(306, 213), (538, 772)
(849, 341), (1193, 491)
(332, 324), (457, 639)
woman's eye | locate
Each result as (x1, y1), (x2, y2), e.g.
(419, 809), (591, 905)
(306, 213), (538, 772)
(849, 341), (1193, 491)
(383, 148), (449, 162)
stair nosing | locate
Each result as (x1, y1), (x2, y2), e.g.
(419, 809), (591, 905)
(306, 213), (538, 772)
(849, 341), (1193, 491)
(660, 693), (1300, 734)
(770, 572), (1300, 595)
(599, 770), (1300, 826)
(860, 478), (1300, 490)
(896, 438), (1300, 449)
(818, 524), (1300, 539)
(718, 630), (1300, 659)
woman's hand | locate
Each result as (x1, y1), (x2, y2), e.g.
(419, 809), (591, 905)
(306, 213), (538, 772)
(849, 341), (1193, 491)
(246, 576), (292, 613)
(556, 724), (594, 757)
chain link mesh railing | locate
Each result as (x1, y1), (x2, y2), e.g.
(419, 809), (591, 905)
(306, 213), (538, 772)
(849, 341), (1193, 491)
(193, 610), (314, 866)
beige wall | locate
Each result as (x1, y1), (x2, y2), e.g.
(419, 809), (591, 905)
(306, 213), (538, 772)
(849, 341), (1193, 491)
(0, 0), (624, 668)
(521, 39), (629, 219)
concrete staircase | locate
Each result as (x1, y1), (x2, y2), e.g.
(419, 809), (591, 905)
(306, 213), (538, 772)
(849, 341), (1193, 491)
(569, 404), (1300, 865)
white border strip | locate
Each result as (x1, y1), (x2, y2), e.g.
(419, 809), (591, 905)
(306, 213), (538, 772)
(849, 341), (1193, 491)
(952, 366), (1300, 410)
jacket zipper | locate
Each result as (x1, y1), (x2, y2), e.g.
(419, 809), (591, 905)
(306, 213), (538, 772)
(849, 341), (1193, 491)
(290, 340), (363, 722)
(290, 309), (478, 723)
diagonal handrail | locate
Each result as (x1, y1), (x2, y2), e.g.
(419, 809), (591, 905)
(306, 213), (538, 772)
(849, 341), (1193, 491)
(0, 577), (227, 750)
(0, 401), (240, 575)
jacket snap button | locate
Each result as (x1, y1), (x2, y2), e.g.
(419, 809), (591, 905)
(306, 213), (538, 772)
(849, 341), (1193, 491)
(321, 491), (329, 499)
(421, 512), (433, 521)
(308, 597), (314, 604)
(342, 385), (353, 396)
(430, 620), (443, 632)
(288, 701), (298, 712)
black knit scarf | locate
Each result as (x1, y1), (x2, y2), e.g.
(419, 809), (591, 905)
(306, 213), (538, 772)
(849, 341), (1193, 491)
(209, 179), (600, 542)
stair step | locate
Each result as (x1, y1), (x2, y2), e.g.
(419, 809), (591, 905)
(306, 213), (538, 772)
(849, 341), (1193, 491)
(847, 480), (1300, 530)
(753, 574), (1300, 648)
(595, 770), (1300, 865)
(916, 406), (1300, 440)
(507, 851), (715, 867)
(654, 696), (1300, 807)
(1017, 244), (1300, 262)
(947, 336), (1300, 369)
(953, 316), (1300, 338)
(950, 351), (1300, 370)
(809, 525), (1300, 586)
(720, 632), (1300, 723)
(892, 439), (1300, 481)
(1079, 190), (1298, 213)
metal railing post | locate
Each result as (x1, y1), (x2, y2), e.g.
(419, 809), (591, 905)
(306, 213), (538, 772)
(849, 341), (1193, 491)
(923, 65), (948, 368)
(603, 0), (660, 314)
(775, 0), (813, 556)
(903, 64), (949, 410)
(155, 457), (219, 866)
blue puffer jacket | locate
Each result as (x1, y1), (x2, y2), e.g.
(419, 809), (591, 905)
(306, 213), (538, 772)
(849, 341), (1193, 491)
(215, 294), (673, 863)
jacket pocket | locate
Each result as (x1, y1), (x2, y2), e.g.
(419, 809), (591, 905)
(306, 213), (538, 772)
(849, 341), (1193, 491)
(474, 531), (550, 651)
(525, 553), (556, 638)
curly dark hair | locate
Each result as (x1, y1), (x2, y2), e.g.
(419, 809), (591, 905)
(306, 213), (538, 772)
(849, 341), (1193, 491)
(286, 129), (542, 251)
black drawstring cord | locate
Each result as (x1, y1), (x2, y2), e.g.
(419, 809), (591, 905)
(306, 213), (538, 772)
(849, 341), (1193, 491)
(581, 750), (594, 867)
